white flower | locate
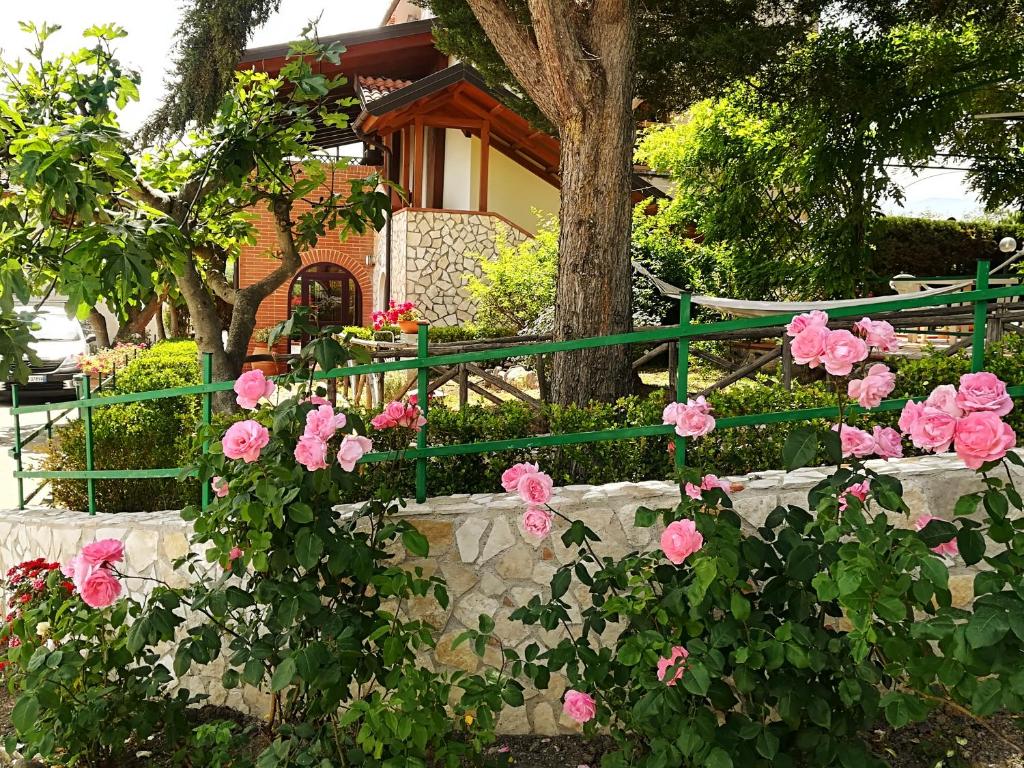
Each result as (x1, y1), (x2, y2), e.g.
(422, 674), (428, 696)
(36, 621), (50, 639)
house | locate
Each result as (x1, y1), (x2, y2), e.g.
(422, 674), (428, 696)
(237, 14), (658, 342)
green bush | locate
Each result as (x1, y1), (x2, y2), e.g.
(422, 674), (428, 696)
(867, 215), (1024, 292)
(47, 340), (203, 512)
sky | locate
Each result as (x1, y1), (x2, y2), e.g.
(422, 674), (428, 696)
(0, 0), (392, 131)
(0, 1), (986, 219)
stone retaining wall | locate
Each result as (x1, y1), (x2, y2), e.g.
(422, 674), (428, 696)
(0, 453), (1007, 734)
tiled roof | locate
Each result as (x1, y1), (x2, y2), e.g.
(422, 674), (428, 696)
(357, 75), (414, 103)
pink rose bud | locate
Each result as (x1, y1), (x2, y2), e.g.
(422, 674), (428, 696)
(955, 372), (1013, 417)
(562, 690), (596, 724)
(228, 547), (243, 561)
(847, 364), (895, 409)
(660, 519), (703, 564)
(821, 329), (868, 377)
(684, 474), (729, 500)
(501, 462), (539, 493)
(914, 514), (959, 557)
(518, 471), (554, 505)
(222, 420), (271, 463)
(521, 506), (554, 539)
(212, 476), (229, 498)
(954, 411), (1016, 470)
(337, 434), (373, 472)
(233, 369), (276, 410)
(294, 434), (329, 471)
(656, 645), (689, 686)
(838, 480), (870, 511)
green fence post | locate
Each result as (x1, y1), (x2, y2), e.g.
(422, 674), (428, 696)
(972, 257), (990, 372)
(201, 353), (214, 510)
(675, 293), (692, 470)
(79, 375), (96, 515)
(415, 322), (429, 503)
(11, 384), (24, 509)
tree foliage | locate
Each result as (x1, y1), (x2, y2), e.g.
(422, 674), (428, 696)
(638, 15), (1024, 299)
(0, 23), (388, 392)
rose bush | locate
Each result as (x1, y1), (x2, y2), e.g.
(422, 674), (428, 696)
(502, 312), (1024, 767)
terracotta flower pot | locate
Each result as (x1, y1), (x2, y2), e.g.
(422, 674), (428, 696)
(398, 320), (421, 334)
(251, 345), (282, 375)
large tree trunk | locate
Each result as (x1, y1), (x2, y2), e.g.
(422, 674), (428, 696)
(551, 103), (636, 405)
(115, 296), (161, 342)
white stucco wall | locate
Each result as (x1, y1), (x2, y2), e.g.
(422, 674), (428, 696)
(442, 129), (473, 211)
(485, 146), (560, 234)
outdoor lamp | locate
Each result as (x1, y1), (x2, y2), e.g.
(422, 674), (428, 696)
(999, 236), (1017, 253)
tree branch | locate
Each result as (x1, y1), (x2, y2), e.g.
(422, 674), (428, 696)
(526, 0), (598, 111)
(462, 0), (561, 123)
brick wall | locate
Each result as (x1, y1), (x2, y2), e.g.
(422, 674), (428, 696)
(238, 164), (380, 352)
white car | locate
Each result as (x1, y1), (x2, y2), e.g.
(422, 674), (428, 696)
(1, 307), (94, 399)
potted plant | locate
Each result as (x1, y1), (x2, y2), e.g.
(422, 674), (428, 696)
(251, 327), (282, 375)
(372, 301), (424, 335)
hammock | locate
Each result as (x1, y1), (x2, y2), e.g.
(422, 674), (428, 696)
(631, 261), (971, 319)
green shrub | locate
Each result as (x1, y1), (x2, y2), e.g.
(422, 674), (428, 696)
(47, 340), (203, 512)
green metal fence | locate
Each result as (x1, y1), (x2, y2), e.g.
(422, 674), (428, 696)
(11, 258), (1024, 514)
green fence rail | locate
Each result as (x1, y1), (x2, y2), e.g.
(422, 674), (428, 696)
(11, 258), (1024, 514)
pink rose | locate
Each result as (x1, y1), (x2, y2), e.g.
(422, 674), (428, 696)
(656, 646), (689, 686)
(306, 395), (331, 406)
(518, 471), (554, 505)
(522, 506), (553, 539)
(785, 310), (829, 337)
(80, 539), (124, 567)
(821, 329), (868, 377)
(337, 434), (373, 472)
(222, 420), (271, 463)
(914, 514), (959, 557)
(790, 325), (831, 368)
(924, 385), (963, 417)
(663, 398), (715, 438)
(294, 434), (329, 471)
(502, 462), (539, 493)
(660, 519), (703, 564)
(902, 404), (957, 453)
(956, 372), (1013, 417)
(835, 425), (876, 458)
(304, 404), (346, 441)
(847, 364), (895, 409)
(228, 547), (243, 561)
(562, 690), (596, 724)
(62, 553), (92, 584)
(370, 412), (396, 430)
(233, 370), (276, 410)
(211, 476), (229, 498)
(80, 569), (121, 608)
(853, 317), (900, 352)
(954, 412), (1016, 470)
(838, 480), (870, 511)
(397, 403), (426, 429)
(684, 474), (729, 500)
(872, 426), (903, 459)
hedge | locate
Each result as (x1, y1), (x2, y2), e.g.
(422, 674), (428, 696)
(866, 215), (1024, 292)
(45, 337), (1024, 511)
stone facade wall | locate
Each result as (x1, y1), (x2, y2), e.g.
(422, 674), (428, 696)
(373, 209), (532, 326)
(0, 453), (1006, 734)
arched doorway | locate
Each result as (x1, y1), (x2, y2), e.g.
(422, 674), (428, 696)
(288, 262), (363, 341)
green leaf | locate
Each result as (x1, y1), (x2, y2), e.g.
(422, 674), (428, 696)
(11, 695), (39, 734)
(634, 506), (659, 527)
(954, 494), (981, 516)
(812, 572), (839, 601)
(984, 489), (1009, 519)
(972, 677), (1003, 716)
(288, 503), (314, 524)
(966, 608), (1010, 649)
(501, 685), (525, 707)
(916, 519), (957, 548)
(730, 592), (751, 622)
(551, 568), (572, 600)
(402, 528), (429, 558)
(478, 614), (495, 634)
(957, 528), (986, 566)
(294, 528), (323, 570)
(785, 543), (819, 582)
(271, 657), (297, 693)
(782, 426), (818, 470)
(706, 747), (733, 768)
